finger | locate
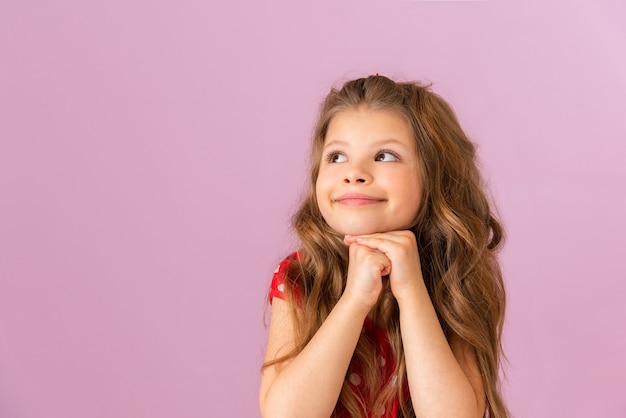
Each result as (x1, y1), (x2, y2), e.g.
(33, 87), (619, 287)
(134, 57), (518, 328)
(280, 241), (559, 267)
(348, 242), (391, 267)
(354, 235), (417, 258)
(343, 235), (358, 245)
(383, 230), (415, 239)
(352, 231), (414, 245)
(366, 250), (392, 276)
(353, 236), (399, 255)
(348, 242), (385, 256)
(344, 236), (375, 248)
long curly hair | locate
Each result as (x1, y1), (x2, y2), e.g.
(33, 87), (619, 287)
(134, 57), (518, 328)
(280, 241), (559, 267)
(264, 75), (508, 418)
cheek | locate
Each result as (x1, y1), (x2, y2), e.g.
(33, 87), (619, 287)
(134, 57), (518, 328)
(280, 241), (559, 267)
(385, 171), (416, 192)
(315, 169), (333, 197)
(315, 173), (339, 227)
(314, 178), (324, 203)
(409, 182), (424, 219)
(314, 177), (329, 213)
(389, 170), (422, 210)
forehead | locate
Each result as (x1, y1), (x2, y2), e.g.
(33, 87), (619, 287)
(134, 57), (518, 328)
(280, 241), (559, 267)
(324, 107), (414, 149)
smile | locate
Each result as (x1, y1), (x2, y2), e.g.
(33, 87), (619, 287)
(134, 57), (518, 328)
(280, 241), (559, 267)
(334, 193), (386, 206)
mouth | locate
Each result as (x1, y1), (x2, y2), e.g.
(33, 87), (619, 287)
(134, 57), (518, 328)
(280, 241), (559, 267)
(334, 193), (386, 206)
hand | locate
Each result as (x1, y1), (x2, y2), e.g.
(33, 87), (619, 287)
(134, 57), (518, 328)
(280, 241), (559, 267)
(344, 231), (425, 304)
(341, 235), (391, 310)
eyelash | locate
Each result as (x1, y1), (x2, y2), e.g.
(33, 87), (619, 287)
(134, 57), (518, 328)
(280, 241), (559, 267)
(376, 149), (400, 161)
(324, 151), (343, 163)
(324, 150), (401, 163)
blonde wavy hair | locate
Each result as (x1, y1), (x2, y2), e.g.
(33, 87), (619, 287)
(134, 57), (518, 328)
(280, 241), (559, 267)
(264, 75), (508, 418)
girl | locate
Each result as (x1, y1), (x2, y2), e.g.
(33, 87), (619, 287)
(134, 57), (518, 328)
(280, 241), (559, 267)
(259, 75), (508, 418)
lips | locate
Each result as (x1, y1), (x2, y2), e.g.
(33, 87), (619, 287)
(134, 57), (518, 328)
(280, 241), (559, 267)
(334, 193), (386, 206)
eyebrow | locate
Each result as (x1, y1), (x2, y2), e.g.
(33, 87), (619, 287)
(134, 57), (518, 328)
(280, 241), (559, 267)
(323, 138), (411, 151)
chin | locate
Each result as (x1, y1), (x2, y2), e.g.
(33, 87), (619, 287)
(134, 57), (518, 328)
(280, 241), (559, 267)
(336, 225), (387, 236)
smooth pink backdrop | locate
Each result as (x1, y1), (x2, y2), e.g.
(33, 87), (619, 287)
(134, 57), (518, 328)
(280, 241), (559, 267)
(1, 1), (625, 417)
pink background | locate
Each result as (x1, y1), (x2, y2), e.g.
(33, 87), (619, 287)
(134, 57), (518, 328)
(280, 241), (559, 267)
(1, 1), (625, 417)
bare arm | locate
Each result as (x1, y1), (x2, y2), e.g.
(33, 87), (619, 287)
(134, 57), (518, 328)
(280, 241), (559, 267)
(347, 232), (485, 418)
(259, 246), (391, 418)
(259, 296), (368, 418)
(396, 282), (485, 418)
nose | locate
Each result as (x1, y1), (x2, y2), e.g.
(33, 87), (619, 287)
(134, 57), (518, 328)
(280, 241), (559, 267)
(343, 162), (372, 184)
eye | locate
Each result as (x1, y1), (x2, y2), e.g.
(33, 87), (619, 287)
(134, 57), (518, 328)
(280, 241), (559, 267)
(325, 151), (347, 163)
(375, 150), (400, 162)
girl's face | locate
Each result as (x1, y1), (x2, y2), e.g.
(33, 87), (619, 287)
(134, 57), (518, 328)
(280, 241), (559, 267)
(316, 107), (423, 236)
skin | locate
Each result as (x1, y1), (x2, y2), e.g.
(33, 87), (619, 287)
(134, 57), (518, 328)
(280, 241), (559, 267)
(260, 107), (485, 418)
(315, 107), (423, 237)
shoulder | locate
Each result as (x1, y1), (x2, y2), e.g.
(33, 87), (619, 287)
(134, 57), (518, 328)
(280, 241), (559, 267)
(268, 252), (303, 304)
(274, 252), (301, 276)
